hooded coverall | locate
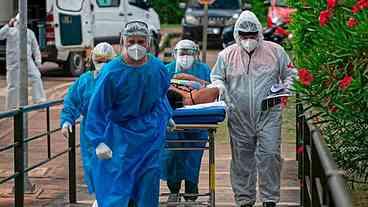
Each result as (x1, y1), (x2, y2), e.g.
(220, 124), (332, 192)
(210, 11), (297, 206)
(0, 23), (46, 110)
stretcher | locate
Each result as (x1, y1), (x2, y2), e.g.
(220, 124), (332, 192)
(161, 104), (226, 207)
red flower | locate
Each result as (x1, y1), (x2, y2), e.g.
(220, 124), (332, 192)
(352, 0), (368, 13)
(347, 17), (359, 28)
(298, 68), (314, 86)
(327, 0), (337, 8)
(297, 146), (304, 154)
(287, 62), (294, 69)
(319, 9), (332, 26)
(352, 5), (360, 13)
(339, 76), (353, 90)
(329, 105), (338, 113)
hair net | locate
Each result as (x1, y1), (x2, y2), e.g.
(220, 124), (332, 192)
(92, 42), (115, 63)
(121, 20), (150, 37)
(233, 11), (264, 44)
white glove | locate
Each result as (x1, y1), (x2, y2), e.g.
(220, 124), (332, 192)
(96, 143), (112, 160)
(92, 200), (98, 207)
(61, 122), (72, 139)
(36, 62), (42, 68)
(167, 118), (176, 132)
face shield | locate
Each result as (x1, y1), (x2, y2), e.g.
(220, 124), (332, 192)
(174, 39), (199, 71)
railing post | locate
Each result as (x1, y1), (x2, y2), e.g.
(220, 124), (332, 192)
(302, 114), (311, 207)
(209, 128), (216, 207)
(68, 125), (77, 203)
(46, 107), (51, 159)
(296, 103), (305, 206)
(311, 134), (320, 207)
(14, 109), (24, 207)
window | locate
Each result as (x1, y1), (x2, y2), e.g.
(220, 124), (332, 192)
(188, 0), (241, 10)
(57, 0), (84, 12)
(128, 0), (150, 10)
(96, 0), (120, 7)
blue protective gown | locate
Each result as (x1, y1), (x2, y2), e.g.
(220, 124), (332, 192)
(60, 71), (96, 193)
(161, 61), (211, 184)
(85, 56), (172, 207)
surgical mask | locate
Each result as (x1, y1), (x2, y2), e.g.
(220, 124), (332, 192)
(127, 44), (146, 61)
(241, 39), (258, 53)
(94, 63), (105, 72)
(177, 55), (194, 70)
(93, 63), (105, 78)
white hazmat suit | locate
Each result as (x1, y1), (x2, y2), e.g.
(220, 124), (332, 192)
(210, 11), (297, 206)
(0, 16), (46, 110)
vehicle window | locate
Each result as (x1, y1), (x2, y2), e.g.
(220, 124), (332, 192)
(128, 0), (150, 10)
(97, 0), (120, 7)
(188, 0), (240, 10)
(57, 0), (84, 12)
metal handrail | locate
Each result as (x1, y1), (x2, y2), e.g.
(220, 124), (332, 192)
(0, 99), (78, 206)
(296, 103), (352, 207)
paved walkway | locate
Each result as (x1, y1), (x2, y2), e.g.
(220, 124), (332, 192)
(0, 108), (299, 206)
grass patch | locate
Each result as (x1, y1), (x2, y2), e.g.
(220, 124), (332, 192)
(161, 24), (181, 29)
(214, 97), (297, 145)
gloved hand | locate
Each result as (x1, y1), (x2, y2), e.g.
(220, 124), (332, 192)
(92, 200), (98, 207)
(96, 143), (112, 160)
(8, 18), (16, 27)
(167, 118), (176, 132)
(61, 122), (72, 139)
(36, 62), (42, 68)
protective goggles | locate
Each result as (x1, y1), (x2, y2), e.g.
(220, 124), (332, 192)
(175, 48), (198, 56)
(122, 20), (150, 37)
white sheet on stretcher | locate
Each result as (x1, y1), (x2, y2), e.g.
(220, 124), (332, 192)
(181, 101), (227, 109)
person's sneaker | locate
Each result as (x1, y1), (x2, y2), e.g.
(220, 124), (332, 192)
(263, 202), (276, 207)
(167, 193), (181, 206)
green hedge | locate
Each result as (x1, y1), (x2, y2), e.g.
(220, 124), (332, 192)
(250, 0), (268, 26)
(152, 0), (185, 24)
(289, 0), (368, 182)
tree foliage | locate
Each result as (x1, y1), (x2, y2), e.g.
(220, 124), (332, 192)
(289, 0), (368, 182)
(151, 0), (185, 24)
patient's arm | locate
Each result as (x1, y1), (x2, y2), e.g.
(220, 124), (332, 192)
(183, 88), (219, 105)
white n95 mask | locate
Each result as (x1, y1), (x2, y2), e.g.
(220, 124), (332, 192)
(94, 63), (105, 72)
(241, 39), (258, 53)
(177, 55), (194, 70)
(127, 44), (147, 61)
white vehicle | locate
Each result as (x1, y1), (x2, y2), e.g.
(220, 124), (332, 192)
(0, 0), (161, 76)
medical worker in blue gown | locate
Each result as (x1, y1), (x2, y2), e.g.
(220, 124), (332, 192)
(162, 39), (211, 204)
(85, 20), (172, 207)
(60, 42), (115, 207)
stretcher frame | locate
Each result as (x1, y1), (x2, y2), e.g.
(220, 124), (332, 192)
(161, 124), (219, 207)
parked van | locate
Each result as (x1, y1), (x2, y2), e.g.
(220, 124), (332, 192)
(0, 0), (161, 76)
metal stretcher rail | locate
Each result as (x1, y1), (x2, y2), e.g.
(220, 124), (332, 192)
(162, 123), (219, 207)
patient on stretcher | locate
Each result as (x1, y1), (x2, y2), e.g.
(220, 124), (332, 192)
(167, 74), (219, 109)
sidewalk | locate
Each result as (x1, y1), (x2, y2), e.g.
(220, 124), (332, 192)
(0, 24), (300, 206)
(0, 89), (299, 207)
